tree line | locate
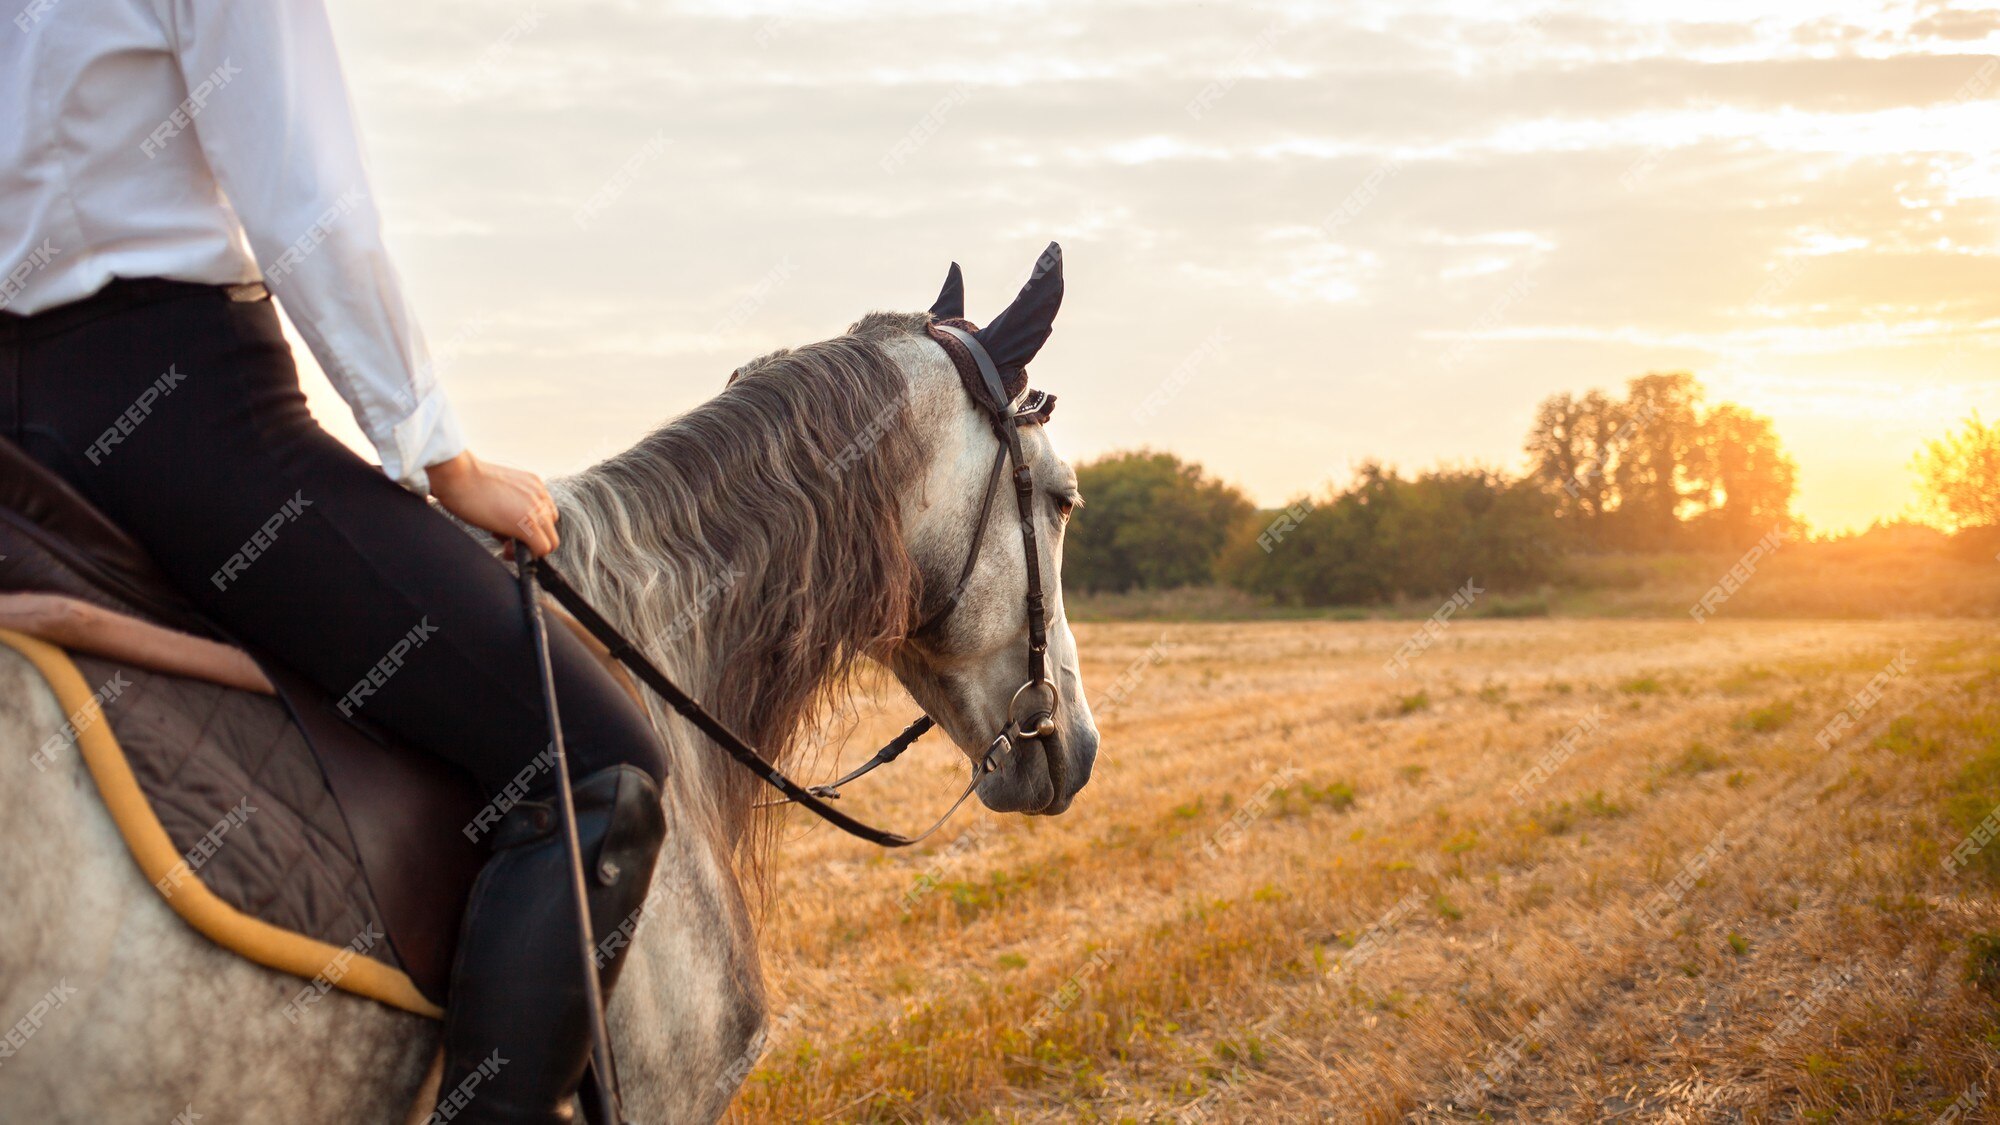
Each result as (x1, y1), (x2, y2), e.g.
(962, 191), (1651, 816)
(1065, 373), (1997, 607)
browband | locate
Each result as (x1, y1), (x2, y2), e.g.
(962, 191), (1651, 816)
(928, 320), (1056, 426)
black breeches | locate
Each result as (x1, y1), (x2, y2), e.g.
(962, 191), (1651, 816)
(0, 278), (666, 801)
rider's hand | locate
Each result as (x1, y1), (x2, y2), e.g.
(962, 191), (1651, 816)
(427, 450), (560, 558)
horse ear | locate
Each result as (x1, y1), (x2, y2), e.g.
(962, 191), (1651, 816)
(927, 262), (965, 320)
(972, 242), (1062, 396)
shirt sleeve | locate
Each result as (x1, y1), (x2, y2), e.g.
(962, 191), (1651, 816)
(163, 0), (465, 494)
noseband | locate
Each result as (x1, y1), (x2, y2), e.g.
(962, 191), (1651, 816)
(525, 320), (1063, 846)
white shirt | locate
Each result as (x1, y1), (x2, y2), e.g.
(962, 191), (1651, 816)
(1, 0), (464, 493)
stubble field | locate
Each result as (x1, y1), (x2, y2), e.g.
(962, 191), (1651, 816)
(728, 619), (2000, 1123)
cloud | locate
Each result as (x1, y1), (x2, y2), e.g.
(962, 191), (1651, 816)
(308, 0), (2000, 535)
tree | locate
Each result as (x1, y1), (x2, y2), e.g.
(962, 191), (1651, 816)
(1690, 403), (1798, 546)
(1609, 372), (1706, 549)
(1916, 412), (2000, 531)
(1527, 373), (1798, 551)
(1525, 389), (1623, 538)
(1066, 451), (1255, 592)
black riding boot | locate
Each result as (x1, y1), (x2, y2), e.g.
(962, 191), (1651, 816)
(436, 764), (667, 1124)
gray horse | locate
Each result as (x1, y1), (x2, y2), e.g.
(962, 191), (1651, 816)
(0, 270), (1099, 1122)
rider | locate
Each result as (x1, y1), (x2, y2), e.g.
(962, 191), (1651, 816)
(2, 2), (665, 1120)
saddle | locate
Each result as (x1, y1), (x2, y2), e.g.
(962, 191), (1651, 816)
(0, 438), (483, 1018)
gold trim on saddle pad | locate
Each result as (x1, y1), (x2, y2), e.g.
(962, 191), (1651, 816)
(0, 628), (443, 1020)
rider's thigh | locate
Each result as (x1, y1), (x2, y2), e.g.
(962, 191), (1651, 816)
(14, 285), (666, 799)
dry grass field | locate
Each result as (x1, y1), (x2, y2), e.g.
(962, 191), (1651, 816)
(728, 619), (2000, 1123)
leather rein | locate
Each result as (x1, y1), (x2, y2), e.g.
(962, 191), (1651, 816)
(525, 323), (1059, 848)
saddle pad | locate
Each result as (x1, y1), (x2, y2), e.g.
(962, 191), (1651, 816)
(0, 628), (442, 1019)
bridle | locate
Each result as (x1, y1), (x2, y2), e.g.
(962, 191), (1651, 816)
(782, 321), (1065, 812)
(526, 319), (1063, 847)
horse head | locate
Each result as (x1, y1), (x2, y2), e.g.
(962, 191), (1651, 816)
(878, 243), (1099, 816)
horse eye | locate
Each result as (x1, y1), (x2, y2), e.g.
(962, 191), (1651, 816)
(1052, 494), (1078, 519)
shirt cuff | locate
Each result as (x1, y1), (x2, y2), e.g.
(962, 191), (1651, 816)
(377, 386), (467, 496)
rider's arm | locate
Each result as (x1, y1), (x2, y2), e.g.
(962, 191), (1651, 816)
(161, 0), (464, 495)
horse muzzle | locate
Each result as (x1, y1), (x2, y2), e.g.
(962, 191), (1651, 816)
(976, 716), (1095, 816)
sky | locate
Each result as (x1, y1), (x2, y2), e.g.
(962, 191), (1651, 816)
(301, 0), (2000, 535)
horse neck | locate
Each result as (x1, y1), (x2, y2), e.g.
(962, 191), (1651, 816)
(547, 368), (923, 848)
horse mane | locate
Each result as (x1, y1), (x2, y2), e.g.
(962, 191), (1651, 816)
(550, 310), (934, 884)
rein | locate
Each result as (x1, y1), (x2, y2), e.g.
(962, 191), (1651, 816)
(529, 558), (988, 847)
(524, 323), (1061, 848)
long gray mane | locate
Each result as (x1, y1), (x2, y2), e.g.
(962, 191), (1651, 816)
(547, 311), (933, 874)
